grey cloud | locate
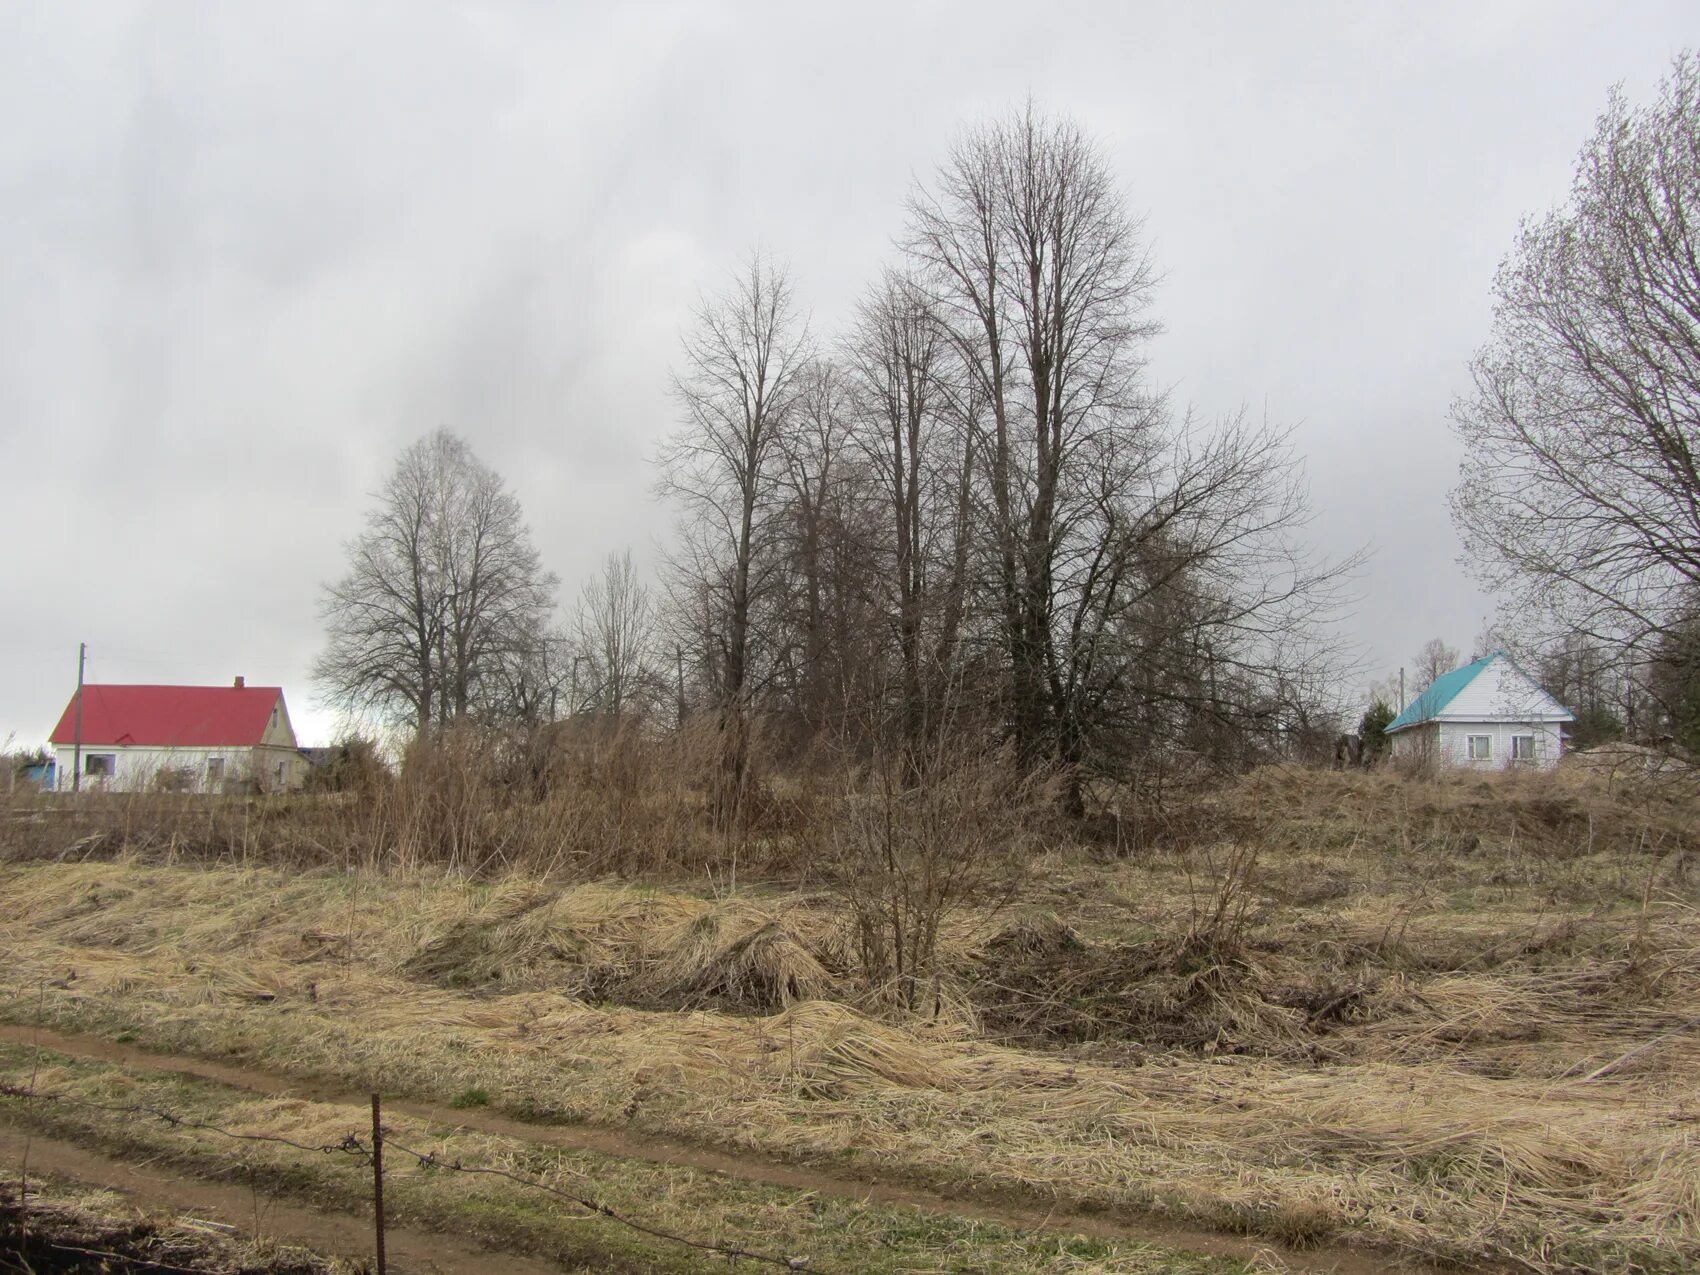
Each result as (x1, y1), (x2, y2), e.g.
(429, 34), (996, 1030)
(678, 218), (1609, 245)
(1, 0), (1690, 742)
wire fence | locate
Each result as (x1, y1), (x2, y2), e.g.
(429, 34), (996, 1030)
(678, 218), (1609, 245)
(0, 1081), (814, 1272)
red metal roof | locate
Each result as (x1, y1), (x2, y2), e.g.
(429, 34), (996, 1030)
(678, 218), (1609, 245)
(49, 685), (284, 748)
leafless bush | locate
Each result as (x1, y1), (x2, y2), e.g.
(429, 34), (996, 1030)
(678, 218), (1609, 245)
(824, 738), (1054, 1012)
(1178, 836), (1263, 963)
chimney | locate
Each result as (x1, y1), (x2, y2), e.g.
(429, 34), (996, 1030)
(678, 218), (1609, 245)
(234, 676), (245, 689)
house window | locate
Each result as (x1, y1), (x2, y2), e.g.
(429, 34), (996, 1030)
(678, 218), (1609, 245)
(275, 761), (286, 786)
(1467, 735), (1492, 761)
(85, 754), (116, 777)
(1511, 735), (1536, 762)
(206, 757), (225, 782)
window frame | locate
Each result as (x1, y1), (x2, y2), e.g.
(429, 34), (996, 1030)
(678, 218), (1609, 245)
(1466, 734), (1493, 761)
(1511, 734), (1536, 762)
(84, 753), (116, 777)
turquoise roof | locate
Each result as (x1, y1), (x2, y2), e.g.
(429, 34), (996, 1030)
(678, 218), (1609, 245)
(1386, 653), (1497, 733)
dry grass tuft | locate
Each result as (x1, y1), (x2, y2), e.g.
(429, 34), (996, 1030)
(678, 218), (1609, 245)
(634, 904), (836, 1010)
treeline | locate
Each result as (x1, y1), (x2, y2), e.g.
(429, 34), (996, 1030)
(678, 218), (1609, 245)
(315, 106), (1357, 816)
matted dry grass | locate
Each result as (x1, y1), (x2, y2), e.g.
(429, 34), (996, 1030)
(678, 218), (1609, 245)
(2, 844), (1698, 1272)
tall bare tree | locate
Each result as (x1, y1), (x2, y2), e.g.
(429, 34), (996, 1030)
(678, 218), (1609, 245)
(1452, 55), (1700, 706)
(905, 105), (1162, 769)
(316, 430), (556, 732)
(770, 360), (883, 736)
(896, 105), (1357, 804)
(572, 550), (655, 717)
(845, 269), (978, 756)
(658, 254), (810, 821)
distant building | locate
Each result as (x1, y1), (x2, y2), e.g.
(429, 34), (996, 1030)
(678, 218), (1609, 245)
(1387, 652), (1575, 770)
(48, 679), (310, 793)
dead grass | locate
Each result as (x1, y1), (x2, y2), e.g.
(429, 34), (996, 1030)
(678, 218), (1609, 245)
(0, 1046), (1241, 1275)
(0, 843), (1696, 1271)
(2, 764), (1698, 1271)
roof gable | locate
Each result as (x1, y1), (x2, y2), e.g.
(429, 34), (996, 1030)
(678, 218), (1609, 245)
(1387, 653), (1574, 733)
(49, 685), (286, 748)
(1387, 655), (1493, 732)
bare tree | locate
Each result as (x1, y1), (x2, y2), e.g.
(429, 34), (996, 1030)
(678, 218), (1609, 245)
(658, 254), (811, 822)
(1452, 55), (1700, 703)
(572, 550), (655, 717)
(905, 105), (1162, 771)
(1412, 638), (1460, 689)
(1055, 412), (1358, 786)
(315, 430), (556, 732)
(844, 269), (978, 758)
(770, 359), (884, 737)
(900, 106), (1357, 805)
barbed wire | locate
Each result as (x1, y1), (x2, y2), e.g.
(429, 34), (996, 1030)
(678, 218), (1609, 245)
(1, 1084), (369, 1161)
(0, 1084), (814, 1271)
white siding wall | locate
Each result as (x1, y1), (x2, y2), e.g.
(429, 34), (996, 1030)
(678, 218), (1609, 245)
(51, 744), (309, 793)
(1390, 722), (1439, 762)
(1390, 720), (1564, 770)
(1437, 721), (1564, 769)
(260, 694), (299, 749)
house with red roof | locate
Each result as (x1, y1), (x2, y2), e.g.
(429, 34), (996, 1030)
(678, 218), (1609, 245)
(48, 678), (309, 793)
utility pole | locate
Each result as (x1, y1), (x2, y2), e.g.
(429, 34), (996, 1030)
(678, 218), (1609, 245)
(675, 645), (685, 728)
(1399, 667), (1405, 712)
(72, 642), (86, 794)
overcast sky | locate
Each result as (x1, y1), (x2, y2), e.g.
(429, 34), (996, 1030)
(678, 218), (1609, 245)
(1, 2), (1691, 747)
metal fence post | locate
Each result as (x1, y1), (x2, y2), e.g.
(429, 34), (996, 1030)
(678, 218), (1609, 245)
(370, 1092), (386, 1275)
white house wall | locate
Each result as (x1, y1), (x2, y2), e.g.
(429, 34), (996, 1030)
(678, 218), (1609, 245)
(1390, 720), (1564, 769)
(259, 694), (300, 749)
(1437, 721), (1564, 769)
(253, 744), (311, 791)
(51, 743), (309, 793)
(1390, 722), (1440, 762)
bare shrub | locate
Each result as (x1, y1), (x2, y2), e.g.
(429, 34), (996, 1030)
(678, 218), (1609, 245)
(1178, 836), (1264, 963)
(824, 739), (1052, 1012)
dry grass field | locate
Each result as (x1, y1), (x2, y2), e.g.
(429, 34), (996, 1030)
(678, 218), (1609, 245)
(1, 761), (1697, 1272)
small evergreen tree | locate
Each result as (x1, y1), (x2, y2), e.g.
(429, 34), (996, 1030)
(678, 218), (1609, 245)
(1359, 699), (1395, 760)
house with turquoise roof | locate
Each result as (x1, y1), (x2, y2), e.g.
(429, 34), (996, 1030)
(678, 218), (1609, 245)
(1386, 652), (1574, 770)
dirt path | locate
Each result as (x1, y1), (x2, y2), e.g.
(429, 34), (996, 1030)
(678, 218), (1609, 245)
(0, 1127), (567, 1274)
(0, 1023), (1436, 1275)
